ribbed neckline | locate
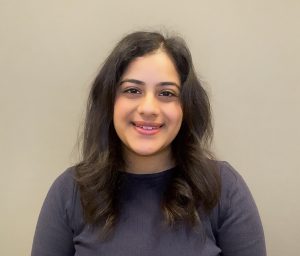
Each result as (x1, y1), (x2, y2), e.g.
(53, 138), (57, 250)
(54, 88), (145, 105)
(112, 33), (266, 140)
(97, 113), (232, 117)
(120, 166), (177, 180)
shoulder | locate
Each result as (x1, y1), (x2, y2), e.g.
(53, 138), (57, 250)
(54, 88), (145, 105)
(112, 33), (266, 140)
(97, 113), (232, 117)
(209, 160), (259, 226)
(44, 166), (80, 218)
(48, 167), (77, 200)
(214, 161), (260, 232)
(209, 161), (267, 254)
(50, 166), (76, 191)
(40, 166), (83, 231)
(215, 161), (253, 204)
(216, 160), (241, 186)
(32, 167), (79, 255)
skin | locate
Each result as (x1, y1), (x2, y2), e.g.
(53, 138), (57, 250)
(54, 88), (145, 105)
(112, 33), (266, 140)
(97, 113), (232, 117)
(113, 49), (183, 174)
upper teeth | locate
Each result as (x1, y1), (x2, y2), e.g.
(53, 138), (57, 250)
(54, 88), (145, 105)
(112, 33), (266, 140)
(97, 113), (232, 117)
(139, 126), (156, 130)
(134, 124), (160, 130)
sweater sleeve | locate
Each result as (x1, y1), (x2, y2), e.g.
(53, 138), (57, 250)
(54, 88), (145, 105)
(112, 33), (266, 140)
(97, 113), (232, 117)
(31, 168), (76, 256)
(216, 161), (267, 256)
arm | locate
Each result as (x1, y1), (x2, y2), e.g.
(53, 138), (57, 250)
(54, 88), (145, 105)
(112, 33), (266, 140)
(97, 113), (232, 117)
(31, 169), (76, 256)
(216, 162), (267, 256)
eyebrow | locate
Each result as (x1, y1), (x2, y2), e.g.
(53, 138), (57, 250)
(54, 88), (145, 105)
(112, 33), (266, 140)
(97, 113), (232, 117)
(119, 79), (180, 89)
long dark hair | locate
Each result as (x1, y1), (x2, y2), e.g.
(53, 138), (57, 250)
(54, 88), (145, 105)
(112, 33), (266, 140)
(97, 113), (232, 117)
(75, 31), (221, 237)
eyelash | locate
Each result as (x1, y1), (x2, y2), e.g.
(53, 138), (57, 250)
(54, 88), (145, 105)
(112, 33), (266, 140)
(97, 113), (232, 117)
(123, 88), (141, 94)
(159, 90), (177, 97)
(122, 87), (178, 97)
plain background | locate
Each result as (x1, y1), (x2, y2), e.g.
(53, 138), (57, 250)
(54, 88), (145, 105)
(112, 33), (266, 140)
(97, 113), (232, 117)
(1, 0), (299, 255)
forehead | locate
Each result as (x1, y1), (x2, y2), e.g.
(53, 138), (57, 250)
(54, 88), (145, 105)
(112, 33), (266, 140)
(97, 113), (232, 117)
(121, 51), (180, 83)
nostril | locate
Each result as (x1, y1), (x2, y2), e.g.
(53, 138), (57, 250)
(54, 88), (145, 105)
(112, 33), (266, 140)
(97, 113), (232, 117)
(137, 98), (160, 116)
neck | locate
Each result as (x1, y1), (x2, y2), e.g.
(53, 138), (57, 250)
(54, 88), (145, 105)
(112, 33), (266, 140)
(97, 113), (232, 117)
(123, 147), (175, 174)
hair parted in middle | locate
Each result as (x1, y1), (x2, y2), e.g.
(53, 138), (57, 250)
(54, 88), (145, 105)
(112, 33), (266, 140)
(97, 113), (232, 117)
(75, 31), (221, 238)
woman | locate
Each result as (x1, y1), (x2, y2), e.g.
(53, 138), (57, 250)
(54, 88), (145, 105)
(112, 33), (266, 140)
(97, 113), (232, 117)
(31, 31), (266, 256)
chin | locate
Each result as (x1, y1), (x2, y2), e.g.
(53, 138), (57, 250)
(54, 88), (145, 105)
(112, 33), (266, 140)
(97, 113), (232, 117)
(132, 149), (160, 157)
(128, 144), (169, 158)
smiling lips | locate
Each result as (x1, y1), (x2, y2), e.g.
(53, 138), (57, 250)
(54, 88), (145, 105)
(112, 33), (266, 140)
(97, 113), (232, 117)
(132, 121), (163, 135)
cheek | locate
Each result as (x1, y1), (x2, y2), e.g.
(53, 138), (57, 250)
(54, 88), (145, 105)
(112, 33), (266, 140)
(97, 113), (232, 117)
(175, 111), (183, 129)
(113, 97), (132, 127)
(167, 104), (183, 128)
(113, 98), (123, 127)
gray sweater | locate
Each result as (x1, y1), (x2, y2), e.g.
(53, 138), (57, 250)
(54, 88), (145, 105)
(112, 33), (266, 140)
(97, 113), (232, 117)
(31, 161), (266, 256)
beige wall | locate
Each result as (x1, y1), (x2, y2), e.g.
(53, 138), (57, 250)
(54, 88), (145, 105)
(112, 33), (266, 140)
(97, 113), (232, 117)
(1, 1), (299, 255)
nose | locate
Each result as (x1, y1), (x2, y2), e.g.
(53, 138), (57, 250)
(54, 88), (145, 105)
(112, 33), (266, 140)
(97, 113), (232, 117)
(137, 93), (159, 117)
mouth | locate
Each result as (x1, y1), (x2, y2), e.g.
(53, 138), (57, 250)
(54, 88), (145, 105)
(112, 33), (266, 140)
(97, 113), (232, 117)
(131, 121), (164, 135)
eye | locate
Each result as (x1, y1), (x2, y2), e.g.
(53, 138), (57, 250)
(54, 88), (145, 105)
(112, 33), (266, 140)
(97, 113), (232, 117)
(159, 90), (177, 97)
(123, 87), (141, 94)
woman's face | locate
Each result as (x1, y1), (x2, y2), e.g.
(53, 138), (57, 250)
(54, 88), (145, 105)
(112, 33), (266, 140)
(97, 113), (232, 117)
(113, 50), (183, 165)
